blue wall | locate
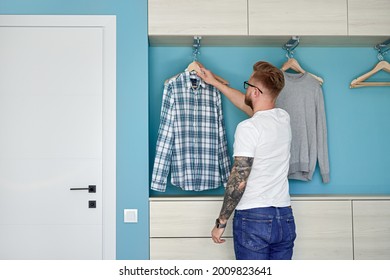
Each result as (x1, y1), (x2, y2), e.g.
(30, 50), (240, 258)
(2, 0), (390, 260)
(149, 46), (390, 196)
(1, 0), (149, 260)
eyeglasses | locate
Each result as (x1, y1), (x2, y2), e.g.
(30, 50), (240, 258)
(244, 81), (263, 94)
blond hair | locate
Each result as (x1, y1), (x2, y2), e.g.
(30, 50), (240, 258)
(252, 61), (285, 99)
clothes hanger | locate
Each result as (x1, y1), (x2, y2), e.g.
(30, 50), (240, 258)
(281, 57), (324, 85)
(281, 37), (324, 85)
(281, 57), (305, 73)
(350, 60), (390, 88)
(187, 61), (229, 85)
(164, 61), (229, 85)
(164, 60), (200, 84)
(187, 60), (202, 74)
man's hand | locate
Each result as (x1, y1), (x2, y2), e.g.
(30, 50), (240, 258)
(197, 67), (219, 87)
(211, 226), (226, 244)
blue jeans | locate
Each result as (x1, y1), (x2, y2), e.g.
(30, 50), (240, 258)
(233, 206), (296, 260)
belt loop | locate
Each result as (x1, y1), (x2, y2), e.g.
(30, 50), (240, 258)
(275, 207), (280, 217)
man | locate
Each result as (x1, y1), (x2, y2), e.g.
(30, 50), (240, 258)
(197, 61), (296, 260)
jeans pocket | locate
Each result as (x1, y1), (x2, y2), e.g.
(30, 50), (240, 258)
(241, 217), (273, 251)
(286, 217), (297, 242)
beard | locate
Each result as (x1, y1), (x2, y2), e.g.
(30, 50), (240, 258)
(244, 93), (253, 110)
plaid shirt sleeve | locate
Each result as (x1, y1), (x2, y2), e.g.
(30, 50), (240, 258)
(151, 83), (176, 192)
(216, 91), (232, 183)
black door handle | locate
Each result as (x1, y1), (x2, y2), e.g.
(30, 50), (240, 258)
(70, 185), (96, 193)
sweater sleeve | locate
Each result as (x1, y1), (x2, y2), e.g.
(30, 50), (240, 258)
(151, 83), (175, 192)
(316, 87), (330, 183)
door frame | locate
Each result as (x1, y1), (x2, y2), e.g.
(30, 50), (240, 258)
(0, 15), (116, 259)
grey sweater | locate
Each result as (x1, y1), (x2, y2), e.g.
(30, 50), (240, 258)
(276, 72), (330, 183)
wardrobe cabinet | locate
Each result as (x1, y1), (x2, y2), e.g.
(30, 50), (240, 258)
(148, 0), (389, 46)
(348, 0), (390, 36)
(150, 196), (390, 260)
(353, 200), (390, 260)
(248, 0), (348, 36)
(148, 0), (247, 36)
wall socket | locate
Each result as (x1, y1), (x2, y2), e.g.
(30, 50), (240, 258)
(124, 209), (138, 223)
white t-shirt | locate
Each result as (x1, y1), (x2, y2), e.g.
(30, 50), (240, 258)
(234, 108), (292, 210)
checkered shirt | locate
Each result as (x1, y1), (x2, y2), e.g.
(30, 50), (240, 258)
(151, 70), (231, 192)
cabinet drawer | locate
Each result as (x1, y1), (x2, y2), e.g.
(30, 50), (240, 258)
(150, 238), (235, 260)
(150, 200), (233, 237)
(291, 200), (353, 260)
(353, 200), (390, 260)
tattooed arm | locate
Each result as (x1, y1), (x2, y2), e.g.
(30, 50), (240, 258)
(212, 156), (254, 244)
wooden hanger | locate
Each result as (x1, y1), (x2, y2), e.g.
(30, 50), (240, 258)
(350, 60), (390, 88)
(187, 61), (203, 74)
(281, 58), (324, 85)
(281, 58), (304, 73)
(188, 61), (229, 85)
(165, 61), (229, 85)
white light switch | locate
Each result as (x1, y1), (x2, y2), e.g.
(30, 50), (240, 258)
(124, 209), (138, 223)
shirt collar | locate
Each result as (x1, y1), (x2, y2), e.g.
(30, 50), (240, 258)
(183, 70), (206, 89)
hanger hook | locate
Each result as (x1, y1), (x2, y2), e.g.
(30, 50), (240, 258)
(192, 36), (202, 61)
(283, 36), (299, 59)
(374, 38), (390, 61)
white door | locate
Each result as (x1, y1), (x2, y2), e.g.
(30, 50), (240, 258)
(0, 16), (116, 260)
